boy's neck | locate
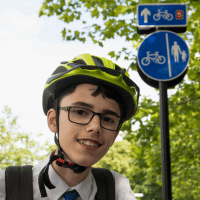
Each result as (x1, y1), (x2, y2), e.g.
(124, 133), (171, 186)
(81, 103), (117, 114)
(51, 149), (91, 187)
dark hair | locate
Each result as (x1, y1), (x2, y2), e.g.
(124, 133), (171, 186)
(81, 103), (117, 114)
(53, 83), (125, 119)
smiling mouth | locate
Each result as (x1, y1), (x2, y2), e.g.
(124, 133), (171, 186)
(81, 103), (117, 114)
(77, 140), (102, 147)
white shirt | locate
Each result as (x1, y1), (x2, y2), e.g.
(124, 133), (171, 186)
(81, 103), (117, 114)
(0, 150), (137, 200)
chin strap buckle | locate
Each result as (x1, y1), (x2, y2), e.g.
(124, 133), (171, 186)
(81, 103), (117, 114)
(56, 158), (74, 167)
(56, 158), (65, 166)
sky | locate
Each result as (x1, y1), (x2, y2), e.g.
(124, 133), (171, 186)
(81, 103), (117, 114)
(0, 0), (159, 148)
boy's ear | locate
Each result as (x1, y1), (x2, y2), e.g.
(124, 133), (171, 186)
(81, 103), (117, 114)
(47, 108), (57, 133)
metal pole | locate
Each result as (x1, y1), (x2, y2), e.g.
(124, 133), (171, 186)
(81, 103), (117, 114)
(159, 81), (172, 200)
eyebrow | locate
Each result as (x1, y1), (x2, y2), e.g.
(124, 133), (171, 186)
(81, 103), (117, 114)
(71, 101), (120, 117)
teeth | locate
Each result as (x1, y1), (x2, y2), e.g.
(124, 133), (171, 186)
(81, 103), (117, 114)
(78, 140), (99, 147)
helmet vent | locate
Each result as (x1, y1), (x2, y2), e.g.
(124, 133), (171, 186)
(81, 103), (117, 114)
(73, 59), (86, 65)
(60, 61), (68, 64)
(92, 56), (104, 67)
(115, 64), (121, 72)
(52, 66), (67, 75)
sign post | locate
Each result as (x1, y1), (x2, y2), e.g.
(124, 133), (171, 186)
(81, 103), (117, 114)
(159, 81), (171, 200)
(136, 4), (189, 200)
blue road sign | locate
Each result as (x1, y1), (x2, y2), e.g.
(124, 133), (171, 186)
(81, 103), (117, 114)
(137, 4), (187, 28)
(137, 31), (189, 81)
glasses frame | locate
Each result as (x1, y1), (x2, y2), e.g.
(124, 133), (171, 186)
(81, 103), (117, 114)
(59, 106), (124, 131)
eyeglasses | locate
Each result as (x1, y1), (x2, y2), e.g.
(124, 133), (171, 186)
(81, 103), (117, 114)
(59, 106), (124, 131)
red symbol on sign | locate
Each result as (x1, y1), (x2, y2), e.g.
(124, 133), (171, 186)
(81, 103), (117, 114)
(176, 10), (184, 20)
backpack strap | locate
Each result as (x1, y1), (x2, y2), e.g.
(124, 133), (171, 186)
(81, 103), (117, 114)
(91, 167), (115, 200)
(5, 165), (33, 200)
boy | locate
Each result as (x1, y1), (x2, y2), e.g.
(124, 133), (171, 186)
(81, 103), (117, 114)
(1, 53), (140, 199)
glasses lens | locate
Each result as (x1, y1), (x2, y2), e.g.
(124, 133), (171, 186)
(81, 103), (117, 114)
(69, 107), (120, 131)
(69, 107), (93, 124)
(100, 114), (121, 131)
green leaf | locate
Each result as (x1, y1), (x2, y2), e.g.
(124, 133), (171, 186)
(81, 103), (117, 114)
(60, 0), (65, 7)
(91, 7), (99, 18)
(61, 28), (66, 40)
(129, 62), (137, 71)
(108, 51), (115, 58)
(74, 30), (80, 36)
(99, 42), (103, 47)
(66, 36), (71, 40)
(52, 3), (60, 11)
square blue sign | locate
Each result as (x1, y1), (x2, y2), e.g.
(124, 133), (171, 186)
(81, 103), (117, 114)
(137, 4), (187, 28)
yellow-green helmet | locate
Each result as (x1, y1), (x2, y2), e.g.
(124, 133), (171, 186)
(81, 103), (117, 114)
(42, 53), (140, 121)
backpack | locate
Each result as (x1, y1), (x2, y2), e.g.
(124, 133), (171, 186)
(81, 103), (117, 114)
(5, 165), (115, 200)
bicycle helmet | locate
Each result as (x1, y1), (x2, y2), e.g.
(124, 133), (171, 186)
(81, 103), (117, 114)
(39, 53), (140, 198)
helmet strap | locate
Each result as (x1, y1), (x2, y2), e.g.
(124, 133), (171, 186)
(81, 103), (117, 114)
(38, 98), (88, 198)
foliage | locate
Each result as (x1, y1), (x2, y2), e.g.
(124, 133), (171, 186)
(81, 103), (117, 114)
(93, 139), (133, 183)
(39, 0), (199, 67)
(0, 106), (56, 169)
(120, 93), (200, 199)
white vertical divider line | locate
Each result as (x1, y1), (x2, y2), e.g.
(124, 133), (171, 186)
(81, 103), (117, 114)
(166, 33), (172, 77)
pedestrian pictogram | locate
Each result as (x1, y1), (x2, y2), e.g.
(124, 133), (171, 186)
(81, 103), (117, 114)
(137, 30), (189, 81)
(171, 41), (184, 63)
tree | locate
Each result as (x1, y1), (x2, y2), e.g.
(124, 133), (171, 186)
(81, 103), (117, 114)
(120, 94), (200, 200)
(38, 1), (200, 199)
(38, 0), (199, 65)
(0, 106), (56, 169)
(93, 140), (133, 183)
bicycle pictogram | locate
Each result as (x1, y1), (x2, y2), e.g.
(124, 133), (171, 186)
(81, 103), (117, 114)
(141, 51), (166, 66)
(153, 9), (173, 21)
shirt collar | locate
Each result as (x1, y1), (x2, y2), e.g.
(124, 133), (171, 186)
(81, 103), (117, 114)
(38, 150), (93, 200)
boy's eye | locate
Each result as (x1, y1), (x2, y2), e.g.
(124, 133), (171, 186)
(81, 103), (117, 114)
(74, 109), (87, 115)
(103, 116), (114, 123)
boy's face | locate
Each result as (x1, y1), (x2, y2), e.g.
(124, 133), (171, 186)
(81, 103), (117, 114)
(47, 83), (120, 167)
